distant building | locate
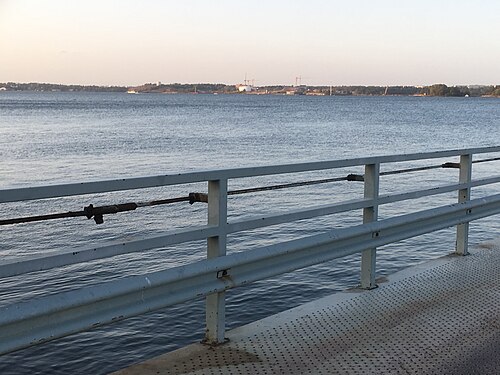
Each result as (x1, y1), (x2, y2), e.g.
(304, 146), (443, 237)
(286, 86), (306, 95)
(0, 87), (7, 91)
(237, 84), (253, 92)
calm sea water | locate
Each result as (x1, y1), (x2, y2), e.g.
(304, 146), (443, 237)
(0, 92), (499, 374)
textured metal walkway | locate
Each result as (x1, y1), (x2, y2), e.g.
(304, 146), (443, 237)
(114, 242), (500, 375)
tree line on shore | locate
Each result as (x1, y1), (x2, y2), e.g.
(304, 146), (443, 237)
(1, 82), (499, 97)
(0, 82), (126, 92)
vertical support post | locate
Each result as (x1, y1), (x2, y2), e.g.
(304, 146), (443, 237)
(205, 179), (228, 344)
(456, 154), (472, 255)
(361, 163), (379, 289)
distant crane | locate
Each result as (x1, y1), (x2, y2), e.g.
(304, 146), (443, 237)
(242, 73), (256, 87)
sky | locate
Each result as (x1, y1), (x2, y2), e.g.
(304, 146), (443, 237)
(0, 0), (499, 86)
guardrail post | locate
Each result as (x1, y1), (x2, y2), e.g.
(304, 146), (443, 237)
(205, 179), (228, 344)
(361, 163), (379, 289)
(456, 154), (472, 255)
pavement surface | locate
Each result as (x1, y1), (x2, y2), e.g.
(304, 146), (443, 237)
(113, 240), (500, 374)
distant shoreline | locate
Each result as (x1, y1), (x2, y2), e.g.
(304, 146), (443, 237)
(1, 82), (499, 97)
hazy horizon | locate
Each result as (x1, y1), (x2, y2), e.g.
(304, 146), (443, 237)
(1, 81), (497, 88)
(1, 0), (499, 87)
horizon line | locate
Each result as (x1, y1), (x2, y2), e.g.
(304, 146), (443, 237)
(2, 81), (498, 88)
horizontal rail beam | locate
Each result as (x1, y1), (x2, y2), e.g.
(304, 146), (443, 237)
(2, 193), (500, 355)
(0, 225), (218, 278)
(226, 198), (371, 234)
(377, 176), (500, 206)
(1, 146), (499, 203)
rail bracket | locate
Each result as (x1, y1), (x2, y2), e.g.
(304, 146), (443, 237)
(346, 174), (364, 182)
(189, 192), (209, 205)
(217, 269), (229, 279)
(84, 204), (105, 224)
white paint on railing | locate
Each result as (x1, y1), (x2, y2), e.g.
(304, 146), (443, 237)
(2, 194), (500, 355)
(1, 147), (499, 354)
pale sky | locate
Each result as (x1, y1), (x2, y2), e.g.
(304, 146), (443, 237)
(1, 0), (499, 86)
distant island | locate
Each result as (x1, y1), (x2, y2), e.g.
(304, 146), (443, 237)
(1, 82), (499, 97)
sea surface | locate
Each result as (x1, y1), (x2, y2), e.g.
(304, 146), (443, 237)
(0, 92), (499, 374)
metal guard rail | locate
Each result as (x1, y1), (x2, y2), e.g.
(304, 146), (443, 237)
(2, 146), (499, 204)
(1, 146), (500, 355)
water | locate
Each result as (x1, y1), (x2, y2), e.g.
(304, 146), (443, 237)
(0, 92), (499, 374)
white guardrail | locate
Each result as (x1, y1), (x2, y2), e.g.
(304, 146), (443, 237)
(1, 146), (500, 355)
